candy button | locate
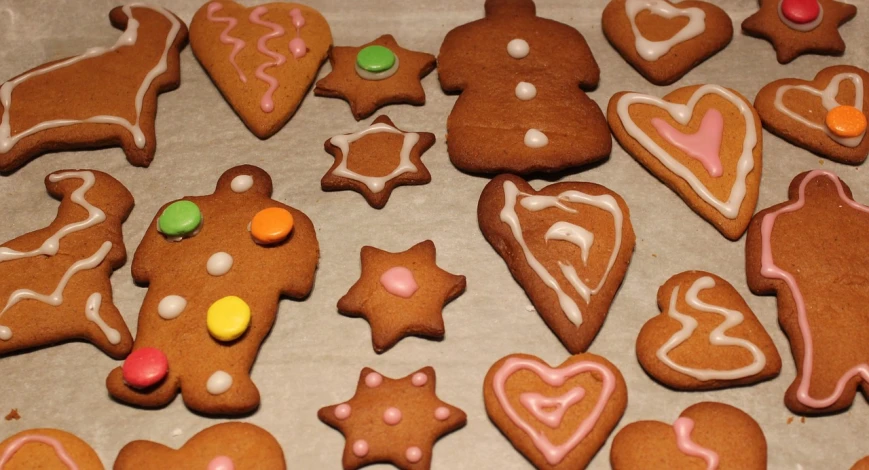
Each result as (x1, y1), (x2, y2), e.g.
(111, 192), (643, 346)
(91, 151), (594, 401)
(781, 0), (821, 24)
(250, 207), (294, 245)
(122, 347), (168, 389)
(826, 105), (868, 138)
(207, 296), (251, 341)
(356, 45), (396, 73)
(207, 456), (235, 470)
(158, 200), (202, 237)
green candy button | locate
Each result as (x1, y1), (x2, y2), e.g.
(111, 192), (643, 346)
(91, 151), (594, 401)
(356, 45), (396, 73)
(158, 200), (202, 237)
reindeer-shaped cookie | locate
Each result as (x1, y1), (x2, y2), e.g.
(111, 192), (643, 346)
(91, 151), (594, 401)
(0, 4), (188, 172)
(0, 170), (134, 358)
(106, 165), (319, 415)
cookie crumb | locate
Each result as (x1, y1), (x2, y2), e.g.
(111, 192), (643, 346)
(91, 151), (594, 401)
(5, 409), (20, 420)
(651, 253), (657, 258)
(171, 428), (182, 437)
(819, 159), (824, 165)
(525, 305), (536, 312)
(786, 417), (793, 424)
(800, 416), (806, 423)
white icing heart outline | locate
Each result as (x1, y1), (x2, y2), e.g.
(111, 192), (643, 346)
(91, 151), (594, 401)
(616, 85), (757, 220)
(625, 0), (707, 62)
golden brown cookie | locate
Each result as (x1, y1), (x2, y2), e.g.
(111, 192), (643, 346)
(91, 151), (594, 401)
(190, 0), (332, 139)
(105, 165), (319, 415)
(610, 402), (767, 469)
(852, 457), (869, 470)
(0, 170), (134, 358)
(754, 65), (868, 164)
(0, 5), (188, 172)
(0, 428), (103, 469)
(746, 169), (869, 415)
(602, 0), (734, 85)
(438, 0), (611, 175)
(608, 84), (763, 240)
(477, 174), (636, 354)
(484, 353), (627, 470)
(636, 271), (781, 390)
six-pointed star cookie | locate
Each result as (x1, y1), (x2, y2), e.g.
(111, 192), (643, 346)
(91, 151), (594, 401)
(318, 366), (467, 470)
(741, 0), (857, 64)
(322, 115), (436, 209)
(337, 240), (466, 353)
(314, 34), (437, 120)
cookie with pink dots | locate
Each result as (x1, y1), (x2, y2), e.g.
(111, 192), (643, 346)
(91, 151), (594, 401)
(0, 428), (103, 469)
(318, 366), (467, 470)
(611, 402), (767, 469)
(115, 422), (285, 469)
(105, 165), (319, 415)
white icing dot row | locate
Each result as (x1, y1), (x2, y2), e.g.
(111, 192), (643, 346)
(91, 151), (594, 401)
(507, 38), (548, 149)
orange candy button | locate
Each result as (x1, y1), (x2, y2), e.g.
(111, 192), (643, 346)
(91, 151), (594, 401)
(250, 207), (294, 244)
(826, 105), (868, 138)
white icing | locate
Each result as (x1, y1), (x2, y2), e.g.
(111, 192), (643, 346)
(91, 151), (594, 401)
(524, 129), (549, 148)
(777, 0), (824, 32)
(544, 222), (594, 266)
(515, 81), (537, 101)
(206, 370), (233, 395)
(616, 85), (757, 220)
(0, 4), (182, 153)
(329, 122), (420, 193)
(230, 175), (254, 193)
(625, 0), (707, 62)
(206, 252), (233, 276)
(657, 276), (766, 381)
(85, 292), (121, 345)
(499, 180), (624, 327)
(157, 295), (186, 320)
(507, 38), (530, 59)
(774, 72), (865, 148)
(355, 55), (400, 81)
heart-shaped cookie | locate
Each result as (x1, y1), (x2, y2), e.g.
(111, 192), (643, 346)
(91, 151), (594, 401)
(611, 402), (767, 469)
(0, 429), (103, 470)
(478, 174), (636, 354)
(484, 353), (627, 469)
(190, 1), (332, 139)
(602, 0), (734, 85)
(636, 271), (781, 390)
(755, 65), (869, 164)
(608, 84), (763, 240)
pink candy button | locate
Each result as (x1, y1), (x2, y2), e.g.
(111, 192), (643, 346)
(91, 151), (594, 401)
(122, 347), (168, 389)
(781, 0), (821, 24)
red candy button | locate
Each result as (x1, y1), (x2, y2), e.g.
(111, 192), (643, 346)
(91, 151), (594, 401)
(122, 347), (169, 389)
(781, 0), (821, 24)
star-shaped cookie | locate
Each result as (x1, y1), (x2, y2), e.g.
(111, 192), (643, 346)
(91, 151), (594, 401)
(337, 240), (466, 353)
(318, 366), (467, 470)
(322, 115), (436, 209)
(741, 0), (857, 64)
(314, 34), (436, 120)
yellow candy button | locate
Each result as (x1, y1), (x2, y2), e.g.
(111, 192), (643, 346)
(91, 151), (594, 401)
(207, 296), (251, 342)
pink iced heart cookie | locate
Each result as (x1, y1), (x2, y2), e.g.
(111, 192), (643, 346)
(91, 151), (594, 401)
(484, 353), (627, 469)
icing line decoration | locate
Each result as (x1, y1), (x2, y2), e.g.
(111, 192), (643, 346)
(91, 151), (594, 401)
(774, 72), (865, 148)
(673, 417), (720, 470)
(0, 434), (79, 469)
(85, 292), (122, 344)
(206, 2), (248, 83)
(651, 108), (724, 177)
(329, 122), (420, 193)
(248, 6), (286, 113)
(625, 0), (707, 62)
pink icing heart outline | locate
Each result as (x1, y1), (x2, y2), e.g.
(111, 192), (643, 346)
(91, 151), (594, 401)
(492, 357), (617, 465)
(519, 388), (586, 429)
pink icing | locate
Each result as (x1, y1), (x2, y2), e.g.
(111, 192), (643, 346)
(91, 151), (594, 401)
(651, 108), (725, 178)
(383, 407), (402, 425)
(492, 357), (616, 465)
(206, 455), (235, 470)
(334, 403), (351, 420)
(365, 372), (383, 388)
(411, 372), (428, 386)
(379, 266), (419, 298)
(288, 8), (307, 59)
(760, 169), (869, 408)
(405, 446), (422, 463)
(518, 388), (586, 429)
(0, 434), (79, 469)
(673, 417), (720, 470)
(352, 439), (369, 457)
(248, 6), (286, 113)
(434, 406), (451, 421)
(206, 3), (248, 83)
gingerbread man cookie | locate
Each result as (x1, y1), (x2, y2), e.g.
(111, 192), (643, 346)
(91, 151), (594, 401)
(0, 428), (103, 469)
(106, 165), (319, 415)
(0, 4), (188, 172)
(853, 457), (869, 470)
(438, 0), (611, 175)
(0, 170), (134, 358)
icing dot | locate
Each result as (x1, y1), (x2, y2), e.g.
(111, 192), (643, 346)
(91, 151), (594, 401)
(158, 200), (202, 238)
(507, 38), (530, 59)
(352, 440), (369, 457)
(230, 175), (254, 193)
(250, 207), (294, 245)
(157, 295), (186, 320)
(826, 105), (867, 138)
(122, 347), (168, 389)
(411, 372), (428, 387)
(356, 45), (396, 72)
(380, 267), (419, 298)
(383, 407), (402, 425)
(207, 296), (251, 341)
(206, 370), (233, 395)
(781, 0), (821, 24)
(207, 252), (233, 276)
(434, 406), (451, 421)
(515, 81), (537, 101)
(524, 129), (549, 148)
(207, 456), (235, 470)
(334, 403), (352, 420)
(405, 446), (422, 463)
(365, 372), (383, 388)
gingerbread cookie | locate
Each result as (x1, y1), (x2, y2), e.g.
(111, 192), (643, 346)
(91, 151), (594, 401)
(115, 422), (284, 470)
(314, 35), (436, 121)
(337, 240), (466, 353)
(0, 4), (187, 172)
(0, 428), (103, 469)
(478, 174), (635, 354)
(636, 271), (781, 390)
(602, 0), (734, 85)
(318, 366), (466, 470)
(438, 0), (611, 175)
(190, 1), (332, 139)
(0, 170), (134, 358)
(742, 0), (857, 64)
(610, 402), (767, 469)
(852, 457), (869, 470)
(754, 65), (868, 164)
(608, 84), (763, 240)
(484, 353), (627, 469)
(746, 170), (869, 415)
(322, 116), (436, 209)
(106, 165), (319, 415)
